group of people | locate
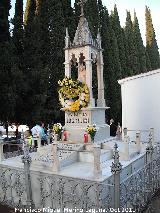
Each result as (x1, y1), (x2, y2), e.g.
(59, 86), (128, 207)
(25, 122), (48, 147)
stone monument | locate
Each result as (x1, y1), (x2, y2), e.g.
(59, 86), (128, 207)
(63, 0), (110, 143)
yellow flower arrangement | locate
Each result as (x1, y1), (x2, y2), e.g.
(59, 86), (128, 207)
(58, 77), (89, 112)
(86, 124), (97, 142)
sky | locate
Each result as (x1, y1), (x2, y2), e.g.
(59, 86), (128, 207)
(10, 0), (160, 48)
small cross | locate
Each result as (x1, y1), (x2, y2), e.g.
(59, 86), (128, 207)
(77, 0), (87, 16)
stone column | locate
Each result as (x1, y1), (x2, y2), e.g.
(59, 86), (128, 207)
(0, 139), (4, 162)
(22, 144), (34, 208)
(37, 136), (42, 148)
(93, 144), (102, 176)
(97, 50), (105, 107)
(51, 143), (60, 172)
(64, 49), (71, 77)
(150, 128), (154, 146)
(123, 135), (130, 160)
(85, 58), (95, 107)
(111, 143), (122, 210)
(136, 131), (141, 153)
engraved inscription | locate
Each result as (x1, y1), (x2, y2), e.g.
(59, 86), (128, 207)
(66, 111), (90, 124)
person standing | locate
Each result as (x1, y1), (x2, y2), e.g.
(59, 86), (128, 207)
(110, 119), (117, 137)
(40, 122), (48, 145)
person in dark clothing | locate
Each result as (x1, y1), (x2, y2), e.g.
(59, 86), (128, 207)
(110, 119), (117, 137)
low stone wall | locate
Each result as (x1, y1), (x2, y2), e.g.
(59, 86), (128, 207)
(0, 164), (114, 211)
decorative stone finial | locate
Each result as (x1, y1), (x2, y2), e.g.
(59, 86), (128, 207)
(97, 28), (102, 49)
(77, 0), (87, 16)
(65, 28), (70, 48)
(111, 143), (122, 174)
(146, 131), (154, 154)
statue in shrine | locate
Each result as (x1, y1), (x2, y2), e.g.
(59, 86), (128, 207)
(78, 63), (86, 83)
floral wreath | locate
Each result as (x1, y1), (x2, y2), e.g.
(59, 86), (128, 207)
(58, 77), (89, 112)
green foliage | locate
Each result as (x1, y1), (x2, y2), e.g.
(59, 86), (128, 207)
(133, 11), (147, 73)
(0, 0), (16, 122)
(11, 0), (26, 123)
(100, 6), (122, 122)
(0, 0), (11, 42)
(111, 5), (127, 78)
(124, 11), (139, 76)
(23, 0), (50, 124)
(45, 0), (65, 123)
(145, 6), (160, 70)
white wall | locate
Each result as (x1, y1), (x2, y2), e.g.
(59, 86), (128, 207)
(119, 69), (160, 142)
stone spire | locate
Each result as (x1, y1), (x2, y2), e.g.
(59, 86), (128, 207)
(73, 0), (94, 46)
(65, 28), (70, 48)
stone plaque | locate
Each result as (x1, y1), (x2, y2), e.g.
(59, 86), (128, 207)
(65, 111), (90, 125)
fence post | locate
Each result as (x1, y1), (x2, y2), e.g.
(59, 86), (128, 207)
(150, 128), (154, 146)
(93, 144), (102, 176)
(51, 143), (60, 172)
(47, 127), (51, 144)
(0, 138), (4, 162)
(21, 135), (34, 208)
(111, 143), (122, 210)
(136, 131), (141, 154)
(123, 135), (130, 160)
(146, 131), (154, 163)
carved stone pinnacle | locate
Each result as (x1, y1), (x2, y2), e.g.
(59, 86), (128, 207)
(77, 0), (87, 16)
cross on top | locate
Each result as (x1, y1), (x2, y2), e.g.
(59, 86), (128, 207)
(77, 0), (87, 16)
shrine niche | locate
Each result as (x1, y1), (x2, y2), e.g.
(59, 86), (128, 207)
(70, 53), (87, 83)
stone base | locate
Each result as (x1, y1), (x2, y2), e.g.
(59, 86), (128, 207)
(64, 107), (110, 143)
(65, 124), (110, 143)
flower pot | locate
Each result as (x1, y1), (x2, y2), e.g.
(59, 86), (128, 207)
(90, 134), (95, 143)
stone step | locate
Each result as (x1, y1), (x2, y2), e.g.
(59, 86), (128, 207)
(78, 149), (113, 163)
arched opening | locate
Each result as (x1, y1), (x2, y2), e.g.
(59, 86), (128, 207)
(92, 53), (98, 106)
(70, 54), (78, 80)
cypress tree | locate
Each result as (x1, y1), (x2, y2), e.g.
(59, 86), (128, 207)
(145, 6), (160, 70)
(11, 0), (25, 123)
(24, 0), (36, 26)
(24, 0), (36, 73)
(133, 11), (147, 73)
(62, 0), (76, 41)
(85, 0), (99, 38)
(46, 0), (66, 123)
(124, 11), (139, 76)
(111, 4), (127, 78)
(0, 0), (16, 123)
(23, 0), (50, 124)
(0, 0), (11, 42)
(100, 6), (122, 122)
(146, 50), (152, 71)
